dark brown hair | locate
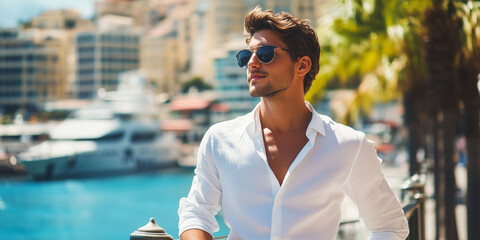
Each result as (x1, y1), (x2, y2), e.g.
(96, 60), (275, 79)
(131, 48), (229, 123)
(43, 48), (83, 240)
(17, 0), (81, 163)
(244, 6), (320, 94)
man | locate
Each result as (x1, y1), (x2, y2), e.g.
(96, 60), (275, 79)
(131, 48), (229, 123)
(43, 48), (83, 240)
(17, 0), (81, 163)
(178, 7), (409, 240)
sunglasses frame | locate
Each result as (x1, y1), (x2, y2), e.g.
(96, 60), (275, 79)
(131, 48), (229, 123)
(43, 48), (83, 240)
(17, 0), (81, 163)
(235, 45), (297, 68)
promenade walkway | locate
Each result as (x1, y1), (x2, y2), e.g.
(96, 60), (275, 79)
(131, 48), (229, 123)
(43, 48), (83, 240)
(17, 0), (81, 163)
(424, 166), (467, 240)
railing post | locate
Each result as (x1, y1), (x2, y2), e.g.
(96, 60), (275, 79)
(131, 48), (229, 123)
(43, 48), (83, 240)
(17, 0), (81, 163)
(130, 217), (174, 240)
(401, 174), (425, 201)
(401, 174), (426, 240)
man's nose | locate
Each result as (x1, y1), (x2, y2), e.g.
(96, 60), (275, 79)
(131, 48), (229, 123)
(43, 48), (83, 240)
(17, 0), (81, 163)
(247, 52), (261, 69)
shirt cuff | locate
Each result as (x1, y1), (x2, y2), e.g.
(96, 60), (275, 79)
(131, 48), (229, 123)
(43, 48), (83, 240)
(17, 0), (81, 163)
(178, 219), (215, 238)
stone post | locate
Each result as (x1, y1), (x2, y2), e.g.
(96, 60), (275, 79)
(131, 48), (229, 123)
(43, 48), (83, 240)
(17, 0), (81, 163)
(130, 217), (174, 240)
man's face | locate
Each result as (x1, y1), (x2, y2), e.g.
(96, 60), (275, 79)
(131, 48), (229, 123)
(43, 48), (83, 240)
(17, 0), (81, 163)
(246, 29), (296, 98)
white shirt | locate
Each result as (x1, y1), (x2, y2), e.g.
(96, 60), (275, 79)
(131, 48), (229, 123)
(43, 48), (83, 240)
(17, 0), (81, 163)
(178, 102), (409, 240)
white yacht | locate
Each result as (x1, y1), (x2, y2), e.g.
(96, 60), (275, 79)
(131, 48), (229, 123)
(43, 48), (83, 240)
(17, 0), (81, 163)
(19, 72), (180, 180)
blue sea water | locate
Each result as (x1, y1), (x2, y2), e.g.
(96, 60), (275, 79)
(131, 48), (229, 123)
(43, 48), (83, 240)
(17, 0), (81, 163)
(0, 168), (229, 240)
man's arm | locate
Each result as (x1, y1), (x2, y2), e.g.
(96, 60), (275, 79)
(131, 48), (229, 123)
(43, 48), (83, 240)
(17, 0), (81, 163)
(180, 229), (213, 240)
(345, 134), (409, 240)
(178, 130), (222, 238)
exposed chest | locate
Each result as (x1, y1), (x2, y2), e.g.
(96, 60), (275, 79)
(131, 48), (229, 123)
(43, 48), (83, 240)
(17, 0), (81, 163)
(262, 129), (309, 185)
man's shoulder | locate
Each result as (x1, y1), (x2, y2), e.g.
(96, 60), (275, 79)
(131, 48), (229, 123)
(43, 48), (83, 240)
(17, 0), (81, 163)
(316, 113), (365, 142)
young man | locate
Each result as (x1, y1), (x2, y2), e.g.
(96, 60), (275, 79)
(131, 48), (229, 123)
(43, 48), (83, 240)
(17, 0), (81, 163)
(178, 7), (409, 240)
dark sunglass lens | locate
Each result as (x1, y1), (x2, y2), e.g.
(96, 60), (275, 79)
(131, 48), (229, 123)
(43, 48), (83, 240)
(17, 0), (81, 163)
(236, 50), (252, 68)
(257, 46), (275, 64)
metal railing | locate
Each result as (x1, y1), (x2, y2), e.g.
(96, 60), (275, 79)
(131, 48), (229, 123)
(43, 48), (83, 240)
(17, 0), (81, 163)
(130, 174), (426, 240)
(401, 174), (426, 240)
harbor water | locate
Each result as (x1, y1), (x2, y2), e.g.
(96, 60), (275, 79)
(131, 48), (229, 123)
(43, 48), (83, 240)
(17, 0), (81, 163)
(0, 168), (230, 240)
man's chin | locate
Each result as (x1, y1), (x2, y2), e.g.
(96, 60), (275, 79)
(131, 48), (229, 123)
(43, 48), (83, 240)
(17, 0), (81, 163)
(249, 93), (261, 98)
(249, 86), (261, 97)
(249, 89), (267, 98)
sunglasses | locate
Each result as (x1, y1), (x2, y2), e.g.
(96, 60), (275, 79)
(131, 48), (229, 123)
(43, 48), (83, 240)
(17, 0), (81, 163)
(235, 45), (297, 68)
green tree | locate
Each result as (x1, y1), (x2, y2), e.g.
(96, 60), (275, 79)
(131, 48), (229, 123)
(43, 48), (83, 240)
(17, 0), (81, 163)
(181, 76), (213, 93)
(306, 0), (430, 175)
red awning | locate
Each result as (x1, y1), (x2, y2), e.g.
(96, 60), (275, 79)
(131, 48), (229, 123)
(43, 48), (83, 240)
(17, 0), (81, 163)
(210, 103), (229, 113)
(170, 97), (211, 111)
(161, 119), (193, 132)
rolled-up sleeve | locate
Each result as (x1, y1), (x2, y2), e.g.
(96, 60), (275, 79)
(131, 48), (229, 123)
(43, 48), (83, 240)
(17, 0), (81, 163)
(344, 134), (409, 240)
(178, 132), (222, 237)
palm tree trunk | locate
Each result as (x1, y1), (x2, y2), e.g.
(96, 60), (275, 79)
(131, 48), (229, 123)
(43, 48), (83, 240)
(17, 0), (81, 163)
(431, 108), (445, 240)
(404, 88), (423, 176)
(458, 65), (480, 240)
(424, 2), (459, 239)
(443, 106), (459, 240)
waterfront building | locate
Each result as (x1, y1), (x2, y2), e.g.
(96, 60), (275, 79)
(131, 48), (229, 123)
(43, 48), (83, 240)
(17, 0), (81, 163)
(96, 0), (197, 95)
(30, 9), (93, 30)
(0, 29), (34, 116)
(74, 25), (140, 99)
(0, 9), (93, 120)
(140, 0), (195, 95)
(94, 0), (168, 31)
(0, 28), (74, 118)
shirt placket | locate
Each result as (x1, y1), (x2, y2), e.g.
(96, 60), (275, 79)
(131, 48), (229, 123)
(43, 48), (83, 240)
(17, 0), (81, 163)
(269, 129), (316, 240)
(252, 117), (280, 196)
(270, 190), (283, 240)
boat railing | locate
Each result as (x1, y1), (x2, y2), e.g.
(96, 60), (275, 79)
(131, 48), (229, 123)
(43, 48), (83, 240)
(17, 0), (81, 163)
(130, 173), (426, 240)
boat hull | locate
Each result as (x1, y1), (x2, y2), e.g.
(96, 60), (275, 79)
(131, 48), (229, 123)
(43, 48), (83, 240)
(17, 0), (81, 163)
(19, 137), (179, 180)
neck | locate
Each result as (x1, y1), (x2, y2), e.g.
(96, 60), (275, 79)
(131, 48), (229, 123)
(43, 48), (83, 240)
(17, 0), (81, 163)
(259, 94), (311, 133)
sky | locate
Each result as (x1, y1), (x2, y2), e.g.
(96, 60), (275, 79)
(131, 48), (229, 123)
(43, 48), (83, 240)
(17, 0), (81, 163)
(0, 0), (96, 28)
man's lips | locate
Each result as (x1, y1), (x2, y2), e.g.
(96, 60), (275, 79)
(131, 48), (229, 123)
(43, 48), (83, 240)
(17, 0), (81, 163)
(249, 73), (266, 82)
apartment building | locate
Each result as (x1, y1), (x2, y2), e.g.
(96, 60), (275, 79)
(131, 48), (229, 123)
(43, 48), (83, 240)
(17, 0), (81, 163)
(95, 0), (167, 30)
(0, 26), (77, 118)
(31, 9), (93, 30)
(140, 0), (195, 95)
(74, 27), (140, 99)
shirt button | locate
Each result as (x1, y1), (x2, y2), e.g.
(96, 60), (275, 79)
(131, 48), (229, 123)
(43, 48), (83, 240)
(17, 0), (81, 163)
(272, 235), (280, 240)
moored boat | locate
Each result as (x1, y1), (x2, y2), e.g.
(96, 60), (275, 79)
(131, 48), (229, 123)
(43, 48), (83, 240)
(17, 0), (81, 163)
(18, 72), (180, 180)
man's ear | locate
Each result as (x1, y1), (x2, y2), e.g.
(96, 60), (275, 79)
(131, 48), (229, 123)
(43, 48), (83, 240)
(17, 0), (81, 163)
(296, 56), (312, 77)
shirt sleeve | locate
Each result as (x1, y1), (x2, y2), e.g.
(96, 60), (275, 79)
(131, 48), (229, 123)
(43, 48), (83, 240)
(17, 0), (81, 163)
(178, 131), (222, 237)
(344, 134), (409, 240)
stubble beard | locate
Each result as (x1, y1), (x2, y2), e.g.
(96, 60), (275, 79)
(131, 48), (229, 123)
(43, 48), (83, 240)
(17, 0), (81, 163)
(248, 65), (295, 98)
(249, 74), (293, 98)
(249, 85), (288, 98)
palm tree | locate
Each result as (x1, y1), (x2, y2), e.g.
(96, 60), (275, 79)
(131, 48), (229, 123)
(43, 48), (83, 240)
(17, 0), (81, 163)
(306, 0), (477, 238)
(424, 1), (459, 238)
(452, 1), (480, 239)
(306, 0), (430, 175)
